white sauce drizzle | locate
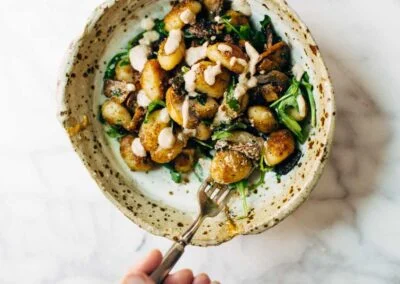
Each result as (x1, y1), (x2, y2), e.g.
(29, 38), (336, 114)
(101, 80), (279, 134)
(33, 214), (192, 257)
(139, 31), (160, 45)
(165, 29), (182, 55)
(229, 57), (237, 66)
(131, 138), (147, 157)
(214, 16), (221, 23)
(184, 63), (200, 93)
(292, 63), (305, 81)
(180, 9), (196, 24)
(126, 83), (136, 92)
(183, 128), (197, 137)
(185, 42), (208, 66)
(141, 17), (155, 30)
(181, 96), (190, 128)
(231, 0), (252, 16)
(297, 95), (307, 118)
(245, 41), (259, 75)
(137, 90), (151, 107)
(158, 108), (171, 123)
(158, 127), (176, 149)
(204, 62), (222, 86)
(129, 45), (150, 72)
(218, 44), (233, 53)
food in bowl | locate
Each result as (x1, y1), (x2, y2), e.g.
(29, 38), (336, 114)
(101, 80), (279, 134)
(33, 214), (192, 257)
(99, 0), (317, 216)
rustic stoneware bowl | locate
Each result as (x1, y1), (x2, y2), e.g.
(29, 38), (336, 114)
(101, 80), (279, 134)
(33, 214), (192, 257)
(57, 0), (335, 246)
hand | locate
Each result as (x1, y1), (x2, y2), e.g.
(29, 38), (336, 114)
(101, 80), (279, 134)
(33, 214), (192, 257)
(122, 250), (216, 284)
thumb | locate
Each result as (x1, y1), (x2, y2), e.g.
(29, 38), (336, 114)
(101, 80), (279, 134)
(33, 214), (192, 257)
(122, 272), (155, 284)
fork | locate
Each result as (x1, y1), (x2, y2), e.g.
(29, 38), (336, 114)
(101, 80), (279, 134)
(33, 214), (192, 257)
(150, 177), (231, 283)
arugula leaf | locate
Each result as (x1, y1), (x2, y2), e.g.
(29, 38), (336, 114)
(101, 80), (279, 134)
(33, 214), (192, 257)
(221, 16), (250, 40)
(144, 100), (166, 123)
(127, 31), (145, 49)
(104, 52), (128, 81)
(250, 150), (273, 190)
(163, 163), (182, 183)
(154, 19), (168, 37)
(211, 121), (247, 140)
(105, 125), (128, 139)
(192, 139), (213, 149)
(260, 15), (272, 29)
(301, 73), (316, 127)
(194, 161), (204, 182)
(231, 180), (249, 218)
(226, 78), (240, 111)
(196, 93), (208, 105)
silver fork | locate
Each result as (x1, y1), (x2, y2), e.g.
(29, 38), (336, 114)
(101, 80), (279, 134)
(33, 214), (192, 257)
(150, 177), (231, 283)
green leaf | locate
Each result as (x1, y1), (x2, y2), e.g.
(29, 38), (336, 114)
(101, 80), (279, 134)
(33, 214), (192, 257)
(104, 52), (128, 81)
(192, 139), (213, 149)
(127, 31), (145, 49)
(250, 151), (273, 190)
(144, 100), (166, 123)
(226, 78), (240, 111)
(212, 121), (247, 140)
(154, 19), (168, 37)
(181, 66), (190, 73)
(232, 180), (249, 218)
(163, 163), (182, 183)
(301, 73), (317, 127)
(105, 125), (128, 139)
(260, 15), (272, 29)
(194, 161), (204, 182)
(98, 105), (106, 124)
(196, 93), (208, 105)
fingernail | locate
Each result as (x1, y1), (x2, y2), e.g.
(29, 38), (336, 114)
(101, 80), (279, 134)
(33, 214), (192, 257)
(125, 275), (146, 284)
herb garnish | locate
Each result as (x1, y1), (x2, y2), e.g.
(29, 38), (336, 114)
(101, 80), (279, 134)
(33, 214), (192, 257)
(105, 125), (128, 139)
(163, 163), (182, 183)
(104, 52), (128, 81)
(270, 72), (316, 143)
(212, 121), (247, 140)
(154, 19), (168, 37)
(225, 77), (240, 111)
(144, 100), (166, 123)
(231, 179), (249, 217)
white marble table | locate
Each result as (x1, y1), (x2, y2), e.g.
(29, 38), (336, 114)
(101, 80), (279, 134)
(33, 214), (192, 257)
(1, 0), (400, 283)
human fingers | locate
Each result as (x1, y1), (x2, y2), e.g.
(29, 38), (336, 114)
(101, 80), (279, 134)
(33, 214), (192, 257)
(164, 269), (194, 284)
(193, 273), (211, 284)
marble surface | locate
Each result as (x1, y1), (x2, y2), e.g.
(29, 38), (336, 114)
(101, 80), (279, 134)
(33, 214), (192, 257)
(1, 0), (400, 283)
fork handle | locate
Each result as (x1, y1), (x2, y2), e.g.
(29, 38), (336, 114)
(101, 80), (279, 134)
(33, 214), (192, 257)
(150, 241), (186, 283)
(150, 214), (205, 283)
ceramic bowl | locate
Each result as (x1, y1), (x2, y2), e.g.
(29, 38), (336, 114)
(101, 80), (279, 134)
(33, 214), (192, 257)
(57, 0), (335, 246)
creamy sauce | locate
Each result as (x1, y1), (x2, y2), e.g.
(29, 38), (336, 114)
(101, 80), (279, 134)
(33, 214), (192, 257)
(137, 90), (151, 107)
(184, 63), (200, 93)
(139, 31), (160, 45)
(292, 63), (305, 81)
(158, 127), (176, 149)
(129, 45), (150, 72)
(204, 62), (222, 85)
(297, 95), (307, 118)
(126, 83), (136, 92)
(185, 42), (208, 66)
(231, 0), (252, 16)
(158, 108), (171, 123)
(180, 9), (196, 24)
(165, 29), (182, 55)
(218, 44), (233, 53)
(214, 16), (221, 23)
(141, 17), (155, 30)
(245, 41), (259, 75)
(131, 138), (147, 157)
(183, 128), (197, 137)
(229, 57), (237, 66)
(181, 96), (190, 128)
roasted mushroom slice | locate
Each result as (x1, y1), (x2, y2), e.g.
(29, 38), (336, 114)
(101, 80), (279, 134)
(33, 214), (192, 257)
(256, 70), (289, 103)
(257, 42), (291, 73)
(174, 148), (196, 173)
(210, 150), (253, 184)
(104, 80), (137, 105)
(215, 131), (263, 160)
(120, 135), (153, 171)
(263, 129), (295, 166)
(127, 106), (146, 132)
(225, 10), (249, 26)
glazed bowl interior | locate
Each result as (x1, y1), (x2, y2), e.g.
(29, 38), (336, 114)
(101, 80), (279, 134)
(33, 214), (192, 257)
(57, 0), (335, 246)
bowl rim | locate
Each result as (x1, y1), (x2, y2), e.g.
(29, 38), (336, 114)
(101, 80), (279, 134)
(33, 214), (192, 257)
(57, 0), (336, 246)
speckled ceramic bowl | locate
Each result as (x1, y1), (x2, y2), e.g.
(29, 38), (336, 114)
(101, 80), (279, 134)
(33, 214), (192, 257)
(57, 0), (335, 246)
